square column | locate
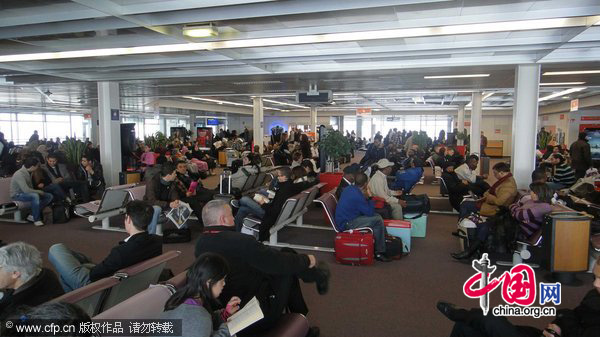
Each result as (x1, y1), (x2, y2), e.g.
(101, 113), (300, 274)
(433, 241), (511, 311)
(511, 64), (541, 189)
(90, 107), (99, 145)
(310, 106), (317, 139)
(97, 81), (122, 186)
(470, 92), (482, 162)
(457, 104), (465, 133)
(252, 97), (264, 152)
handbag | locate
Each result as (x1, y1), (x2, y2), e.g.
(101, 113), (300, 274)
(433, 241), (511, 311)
(400, 194), (431, 219)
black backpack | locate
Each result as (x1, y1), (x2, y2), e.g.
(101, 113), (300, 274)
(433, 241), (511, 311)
(385, 236), (404, 260)
(52, 202), (71, 224)
(485, 207), (519, 254)
(401, 194), (431, 219)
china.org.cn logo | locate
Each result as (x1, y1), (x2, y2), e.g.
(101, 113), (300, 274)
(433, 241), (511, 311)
(462, 254), (561, 318)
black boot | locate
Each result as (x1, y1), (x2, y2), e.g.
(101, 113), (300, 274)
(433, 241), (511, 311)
(451, 239), (482, 260)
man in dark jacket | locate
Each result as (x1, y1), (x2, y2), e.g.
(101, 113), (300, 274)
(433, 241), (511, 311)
(437, 256), (600, 337)
(48, 200), (162, 291)
(335, 164), (359, 200)
(441, 161), (470, 212)
(234, 167), (301, 240)
(570, 132), (592, 179)
(144, 162), (180, 235)
(196, 200), (329, 337)
(0, 242), (64, 319)
(75, 155), (105, 200)
(360, 134), (386, 167)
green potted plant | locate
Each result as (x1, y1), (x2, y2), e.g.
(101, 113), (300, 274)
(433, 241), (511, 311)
(320, 130), (352, 171)
(62, 138), (87, 170)
(456, 130), (468, 146)
(412, 131), (429, 151)
(537, 130), (552, 151)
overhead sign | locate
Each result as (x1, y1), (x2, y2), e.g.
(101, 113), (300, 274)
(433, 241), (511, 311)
(581, 116), (600, 121)
(84, 114), (91, 119)
(570, 99), (579, 112)
(356, 108), (372, 116)
(111, 109), (119, 121)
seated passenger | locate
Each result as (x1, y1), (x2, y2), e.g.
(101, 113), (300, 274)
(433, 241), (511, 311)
(0, 242), (64, 318)
(444, 147), (464, 166)
(335, 164), (359, 200)
(359, 134), (386, 167)
(510, 182), (553, 241)
(455, 155), (490, 197)
(175, 160), (215, 205)
(441, 161), (470, 212)
(459, 162), (517, 219)
(453, 163), (517, 260)
(43, 153), (90, 202)
(290, 151), (303, 168)
(336, 173), (390, 262)
(393, 158), (424, 193)
(75, 155), (105, 199)
(547, 153), (577, 190)
(140, 145), (156, 167)
(233, 167), (299, 240)
(161, 253), (240, 337)
(31, 164), (68, 202)
(48, 200), (162, 291)
(431, 146), (445, 167)
(301, 159), (319, 184)
(368, 159), (406, 220)
(229, 154), (260, 191)
(437, 256), (600, 337)
(195, 200), (329, 336)
(4, 302), (92, 337)
(10, 157), (53, 227)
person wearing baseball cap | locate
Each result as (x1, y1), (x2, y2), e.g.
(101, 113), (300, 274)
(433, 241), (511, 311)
(368, 159), (406, 219)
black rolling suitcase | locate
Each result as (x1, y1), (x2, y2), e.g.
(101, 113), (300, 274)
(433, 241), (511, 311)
(214, 170), (234, 202)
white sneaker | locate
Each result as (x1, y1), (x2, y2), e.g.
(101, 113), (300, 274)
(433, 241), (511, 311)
(34, 221), (45, 227)
(26, 215), (34, 222)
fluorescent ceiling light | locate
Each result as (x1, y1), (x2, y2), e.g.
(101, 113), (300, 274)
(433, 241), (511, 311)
(232, 80), (282, 85)
(183, 96), (280, 110)
(183, 24), (218, 38)
(424, 74), (490, 79)
(1, 16), (599, 62)
(540, 82), (586, 86)
(538, 87), (586, 102)
(262, 99), (308, 109)
(543, 70), (600, 75)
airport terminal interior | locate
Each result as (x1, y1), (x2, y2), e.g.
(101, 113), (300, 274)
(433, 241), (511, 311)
(1, 1), (600, 336)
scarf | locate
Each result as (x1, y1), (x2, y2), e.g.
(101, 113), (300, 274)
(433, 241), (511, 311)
(488, 173), (513, 196)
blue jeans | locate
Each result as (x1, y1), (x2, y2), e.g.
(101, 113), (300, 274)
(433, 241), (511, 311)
(12, 192), (53, 221)
(48, 243), (94, 292)
(345, 214), (386, 253)
(234, 196), (265, 231)
(44, 183), (66, 201)
(460, 200), (479, 219)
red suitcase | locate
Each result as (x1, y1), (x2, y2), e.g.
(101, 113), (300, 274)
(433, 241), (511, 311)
(334, 229), (374, 266)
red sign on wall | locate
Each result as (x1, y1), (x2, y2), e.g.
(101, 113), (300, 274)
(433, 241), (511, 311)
(581, 116), (600, 121)
(495, 129), (501, 134)
(560, 114), (565, 120)
(464, 121), (471, 127)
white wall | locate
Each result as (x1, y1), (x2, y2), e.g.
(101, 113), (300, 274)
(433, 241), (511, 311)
(227, 115), (252, 132)
(480, 115), (513, 156)
(538, 109), (600, 146)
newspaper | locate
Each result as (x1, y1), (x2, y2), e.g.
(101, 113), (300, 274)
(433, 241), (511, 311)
(226, 297), (264, 335)
(166, 202), (192, 229)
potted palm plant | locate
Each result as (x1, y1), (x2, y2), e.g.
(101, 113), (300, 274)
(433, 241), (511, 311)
(62, 138), (87, 171)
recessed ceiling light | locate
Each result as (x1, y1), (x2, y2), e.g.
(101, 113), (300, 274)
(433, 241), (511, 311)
(262, 99), (308, 109)
(540, 82), (586, 85)
(424, 74), (490, 79)
(538, 87), (587, 102)
(543, 70), (600, 75)
(183, 24), (218, 38)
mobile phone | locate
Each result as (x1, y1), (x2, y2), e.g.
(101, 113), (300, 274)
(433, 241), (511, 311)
(188, 181), (198, 193)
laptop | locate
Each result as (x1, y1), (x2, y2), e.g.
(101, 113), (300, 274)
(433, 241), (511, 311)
(75, 185), (132, 216)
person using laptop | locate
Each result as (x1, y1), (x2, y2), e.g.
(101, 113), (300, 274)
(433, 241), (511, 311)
(48, 200), (162, 291)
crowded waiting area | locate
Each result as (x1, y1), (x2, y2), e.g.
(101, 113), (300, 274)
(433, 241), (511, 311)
(0, 1), (599, 337)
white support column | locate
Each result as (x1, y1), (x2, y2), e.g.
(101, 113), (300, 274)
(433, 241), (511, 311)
(356, 117), (363, 139)
(511, 64), (541, 189)
(190, 112), (197, 140)
(339, 116), (344, 132)
(252, 97), (264, 152)
(90, 107), (99, 146)
(470, 92), (482, 157)
(457, 105), (465, 133)
(310, 106), (317, 139)
(97, 81), (121, 187)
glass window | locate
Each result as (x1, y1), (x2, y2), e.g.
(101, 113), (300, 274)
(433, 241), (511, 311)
(144, 118), (160, 137)
(70, 115), (84, 140)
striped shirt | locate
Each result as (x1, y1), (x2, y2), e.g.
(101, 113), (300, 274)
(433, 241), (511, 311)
(552, 164), (576, 187)
(509, 199), (552, 239)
